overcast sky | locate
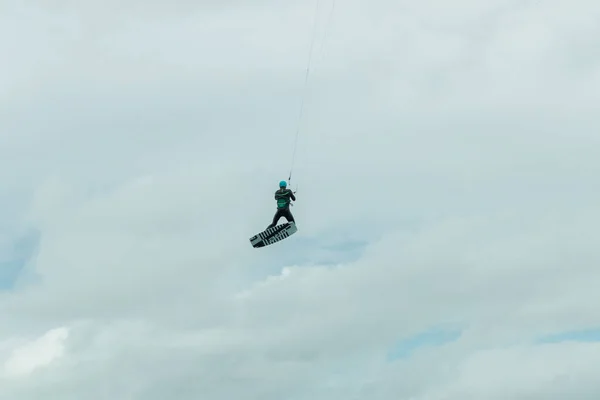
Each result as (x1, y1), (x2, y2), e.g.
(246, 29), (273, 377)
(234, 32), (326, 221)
(0, 0), (599, 398)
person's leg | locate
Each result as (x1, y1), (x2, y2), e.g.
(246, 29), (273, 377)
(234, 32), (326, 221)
(268, 209), (283, 228)
(283, 208), (295, 224)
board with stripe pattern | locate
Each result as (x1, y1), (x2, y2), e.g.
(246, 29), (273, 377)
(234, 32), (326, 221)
(249, 222), (297, 248)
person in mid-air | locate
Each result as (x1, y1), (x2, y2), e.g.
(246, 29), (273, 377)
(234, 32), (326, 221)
(268, 180), (296, 228)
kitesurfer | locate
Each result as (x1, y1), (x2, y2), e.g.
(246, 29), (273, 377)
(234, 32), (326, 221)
(268, 180), (296, 228)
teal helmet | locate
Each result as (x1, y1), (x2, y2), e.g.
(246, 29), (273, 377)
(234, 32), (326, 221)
(279, 180), (287, 188)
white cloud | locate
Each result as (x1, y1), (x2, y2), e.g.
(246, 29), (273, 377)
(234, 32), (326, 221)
(0, 0), (599, 398)
(2, 327), (68, 378)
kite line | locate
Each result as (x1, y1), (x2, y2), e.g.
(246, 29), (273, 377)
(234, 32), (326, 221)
(287, 0), (325, 188)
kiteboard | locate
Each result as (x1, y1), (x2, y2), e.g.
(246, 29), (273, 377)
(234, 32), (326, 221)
(249, 222), (297, 248)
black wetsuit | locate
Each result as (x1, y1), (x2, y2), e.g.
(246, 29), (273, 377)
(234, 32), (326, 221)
(268, 188), (296, 228)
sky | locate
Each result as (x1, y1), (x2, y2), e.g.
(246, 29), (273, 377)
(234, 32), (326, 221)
(0, 0), (599, 398)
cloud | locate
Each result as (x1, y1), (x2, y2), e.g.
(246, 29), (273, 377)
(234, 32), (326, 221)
(0, 0), (599, 398)
(2, 327), (68, 378)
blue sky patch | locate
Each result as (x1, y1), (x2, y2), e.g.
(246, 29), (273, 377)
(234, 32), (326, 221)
(535, 327), (600, 344)
(386, 327), (462, 361)
(0, 229), (40, 290)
